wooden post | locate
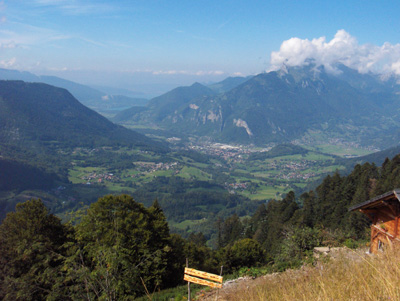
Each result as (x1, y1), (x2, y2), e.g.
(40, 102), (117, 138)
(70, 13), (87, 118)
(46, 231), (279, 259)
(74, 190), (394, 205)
(187, 258), (191, 301)
(215, 266), (223, 301)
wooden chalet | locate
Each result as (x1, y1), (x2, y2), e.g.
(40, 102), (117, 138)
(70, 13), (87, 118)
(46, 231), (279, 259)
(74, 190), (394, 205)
(349, 189), (400, 253)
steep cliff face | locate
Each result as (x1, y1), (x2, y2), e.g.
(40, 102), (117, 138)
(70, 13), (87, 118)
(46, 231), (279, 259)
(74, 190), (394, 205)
(114, 65), (400, 146)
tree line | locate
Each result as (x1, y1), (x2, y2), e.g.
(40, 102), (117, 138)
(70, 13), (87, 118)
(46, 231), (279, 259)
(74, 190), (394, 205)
(0, 195), (264, 300)
(215, 154), (400, 268)
(2, 153), (400, 299)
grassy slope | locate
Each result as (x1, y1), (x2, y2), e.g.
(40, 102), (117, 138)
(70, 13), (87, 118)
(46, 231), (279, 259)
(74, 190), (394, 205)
(207, 247), (400, 300)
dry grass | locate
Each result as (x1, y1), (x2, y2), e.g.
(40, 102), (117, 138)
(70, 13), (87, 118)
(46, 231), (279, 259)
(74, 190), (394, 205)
(208, 247), (400, 301)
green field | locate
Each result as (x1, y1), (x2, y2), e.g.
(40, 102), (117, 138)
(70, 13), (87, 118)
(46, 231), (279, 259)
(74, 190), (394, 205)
(0, 139), (376, 240)
(68, 167), (108, 184)
(57, 141), (368, 238)
(177, 166), (212, 181)
(169, 219), (208, 230)
(314, 144), (373, 157)
(64, 143), (354, 208)
(241, 184), (290, 200)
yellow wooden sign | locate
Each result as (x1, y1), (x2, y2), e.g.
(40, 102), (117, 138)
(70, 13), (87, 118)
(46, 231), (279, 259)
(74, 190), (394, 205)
(184, 267), (223, 289)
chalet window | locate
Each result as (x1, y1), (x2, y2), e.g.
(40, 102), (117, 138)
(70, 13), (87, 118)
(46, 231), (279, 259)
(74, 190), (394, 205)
(378, 239), (384, 251)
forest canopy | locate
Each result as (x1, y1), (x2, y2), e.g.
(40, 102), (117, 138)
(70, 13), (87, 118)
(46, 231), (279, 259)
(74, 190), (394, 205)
(1, 153), (400, 299)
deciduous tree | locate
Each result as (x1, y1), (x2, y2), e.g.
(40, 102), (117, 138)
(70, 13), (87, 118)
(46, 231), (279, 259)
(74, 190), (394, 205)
(0, 199), (69, 300)
(66, 194), (171, 299)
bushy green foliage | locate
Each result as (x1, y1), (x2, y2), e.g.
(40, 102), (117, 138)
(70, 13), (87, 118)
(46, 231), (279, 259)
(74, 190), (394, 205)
(217, 214), (243, 248)
(133, 176), (261, 223)
(277, 226), (322, 266)
(163, 233), (218, 289)
(223, 239), (265, 272)
(0, 199), (70, 300)
(64, 195), (171, 299)
(236, 266), (270, 278)
(343, 238), (359, 249)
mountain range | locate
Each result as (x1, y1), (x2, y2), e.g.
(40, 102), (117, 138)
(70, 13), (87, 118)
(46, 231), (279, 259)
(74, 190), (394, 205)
(0, 79), (167, 191)
(0, 80), (163, 150)
(2, 72), (400, 224)
(0, 80), (168, 215)
(114, 64), (400, 149)
(0, 69), (148, 113)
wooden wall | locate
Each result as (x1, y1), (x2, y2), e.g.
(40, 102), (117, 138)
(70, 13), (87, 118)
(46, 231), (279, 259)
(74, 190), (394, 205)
(369, 206), (400, 253)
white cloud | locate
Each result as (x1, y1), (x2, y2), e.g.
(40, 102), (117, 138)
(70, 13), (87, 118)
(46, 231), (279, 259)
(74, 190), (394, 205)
(0, 22), (101, 52)
(0, 57), (16, 68)
(391, 61), (400, 74)
(0, 41), (15, 48)
(47, 66), (68, 71)
(269, 30), (400, 75)
(152, 70), (225, 76)
(32, 0), (116, 16)
(0, 25), (60, 48)
(152, 70), (185, 75)
(195, 70), (224, 76)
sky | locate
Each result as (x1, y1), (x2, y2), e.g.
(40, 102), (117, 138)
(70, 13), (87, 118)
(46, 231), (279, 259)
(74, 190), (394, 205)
(0, 0), (400, 95)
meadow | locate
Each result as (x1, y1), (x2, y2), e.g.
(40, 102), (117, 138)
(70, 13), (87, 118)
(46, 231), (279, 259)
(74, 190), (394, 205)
(214, 246), (400, 301)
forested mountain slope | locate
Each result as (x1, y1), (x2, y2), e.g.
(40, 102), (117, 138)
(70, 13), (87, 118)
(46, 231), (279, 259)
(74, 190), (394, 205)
(115, 64), (400, 148)
(0, 81), (167, 214)
(113, 82), (217, 124)
(0, 80), (165, 152)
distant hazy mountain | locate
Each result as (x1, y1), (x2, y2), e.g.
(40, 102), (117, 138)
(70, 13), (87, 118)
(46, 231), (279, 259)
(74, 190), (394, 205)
(335, 64), (400, 95)
(0, 69), (147, 112)
(113, 82), (217, 124)
(92, 95), (148, 113)
(208, 75), (254, 93)
(0, 80), (166, 152)
(90, 85), (146, 98)
(0, 68), (103, 101)
(114, 64), (400, 148)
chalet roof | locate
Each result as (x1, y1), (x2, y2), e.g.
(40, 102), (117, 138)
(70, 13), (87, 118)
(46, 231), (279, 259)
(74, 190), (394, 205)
(348, 189), (400, 212)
